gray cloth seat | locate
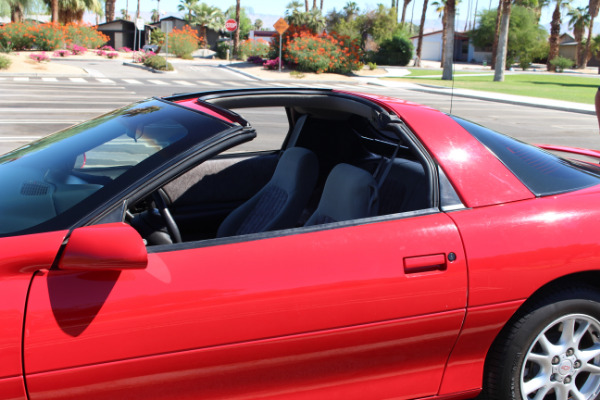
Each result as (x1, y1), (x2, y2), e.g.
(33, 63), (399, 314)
(305, 163), (378, 226)
(217, 147), (318, 237)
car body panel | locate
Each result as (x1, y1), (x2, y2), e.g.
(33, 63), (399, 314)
(449, 184), (600, 307)
(24, 213), (467, 399)
(438, 299), (524, 395)
(0, 231), (67, 382)
(343, 92), (535, 208)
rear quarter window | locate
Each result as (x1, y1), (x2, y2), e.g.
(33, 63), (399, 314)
(453, 116), (600, 196)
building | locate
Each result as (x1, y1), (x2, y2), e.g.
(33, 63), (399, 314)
(410, 30), (490, 64)
(96, 19), (150, 51)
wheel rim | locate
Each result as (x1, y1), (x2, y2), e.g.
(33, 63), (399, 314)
(521, 313), (600, 400)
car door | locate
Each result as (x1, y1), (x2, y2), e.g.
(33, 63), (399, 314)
(23, 211), (467, 400)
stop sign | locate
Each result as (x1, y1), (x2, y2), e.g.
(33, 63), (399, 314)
(225, 19), (237, 32)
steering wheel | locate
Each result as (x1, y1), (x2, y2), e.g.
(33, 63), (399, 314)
(152, 189), (182, 244)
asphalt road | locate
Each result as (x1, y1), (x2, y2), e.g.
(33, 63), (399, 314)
(1, 60), (599, 155)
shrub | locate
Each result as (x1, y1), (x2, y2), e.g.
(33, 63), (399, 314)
(28, 23), (65, 51)
(247, 55), (264, 64)
(374, 35), (413, 66)
(216, 41), (231, 59)
(96, 49), (106, 56)
(64, 23), (108, 49)
(549, 56), (574, 72)
(150, 29), (165, 48)
(0, 40), (11, 53)
(53, 49), (70, 57)
(143, 54), (173, 71)
(100, 45), (114, 51)
(0, 54), (11, 69)
(285, 30), (362, 74)
(134, 50), (155, 63)
(368, 62), (377, 70)
(239, 39), (270, 59)
(106, 52), (119, 59)
(263, 57), (280, 70)
(119, 46), (133, 53)
(0, 22), (35, 50)
(168, 25), (201, 58)
(29, 52), (50, 62)
(70, 44), (87, 55)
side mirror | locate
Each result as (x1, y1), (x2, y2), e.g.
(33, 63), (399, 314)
(59, 223), (148, 271)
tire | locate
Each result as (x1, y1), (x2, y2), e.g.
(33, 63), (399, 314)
(482, 286), (600, 400)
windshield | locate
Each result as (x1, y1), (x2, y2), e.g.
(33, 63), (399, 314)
(0, 98), (233, 236)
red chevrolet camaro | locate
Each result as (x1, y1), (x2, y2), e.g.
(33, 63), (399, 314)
(2, 89), (600, 400)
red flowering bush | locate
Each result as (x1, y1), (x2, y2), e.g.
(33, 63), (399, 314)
(0, 23), (108, 51)
(168, 26), (204, 59)
(0, 22), (36, 50)
(285, 30), (362, 74)
(64, 23), (108, 49)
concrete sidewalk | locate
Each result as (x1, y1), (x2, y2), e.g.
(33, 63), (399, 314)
(220, 61), (597, 116)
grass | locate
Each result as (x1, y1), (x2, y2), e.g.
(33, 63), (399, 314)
(386, 72), (600, 104)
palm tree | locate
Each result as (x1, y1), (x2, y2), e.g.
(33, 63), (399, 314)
(494, 0), (511, 81)
(44, 0), (102, 23)
(5, 0), (29, 22)
(305, 0), (308, 12)
(568, 5), (590, 67)
(431, 0), (447, 67)
(415, 0), (430, 66)
(286, 1), (303, 13)
(120, 7), (130, 19)
(547, 0), (571, 72)
(191, 3), (224, 40)
(151, 8), (159, 22)
(343, 1), (359, 19)
(583, 0), (599, 68)
(442, 0), (456, 80)
(254, 18), (263, 30)
(177, 0), (198, 22)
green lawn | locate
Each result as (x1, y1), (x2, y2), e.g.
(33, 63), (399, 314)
(385, 73), (600, 104)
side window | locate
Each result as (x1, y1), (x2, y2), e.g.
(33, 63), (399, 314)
(225, 107), (289, 153)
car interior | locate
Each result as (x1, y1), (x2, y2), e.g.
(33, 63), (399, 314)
(127, 90), (437, 246)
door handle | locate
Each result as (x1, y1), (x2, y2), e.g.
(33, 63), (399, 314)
(404, 253), (447, 274)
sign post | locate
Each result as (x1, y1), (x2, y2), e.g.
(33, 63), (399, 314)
(273, 18), (289, 73)
(136, 18), (144, 53)
(225, 18), (237, 62)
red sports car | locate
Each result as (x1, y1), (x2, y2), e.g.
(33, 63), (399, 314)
(1, 89), (600, 400)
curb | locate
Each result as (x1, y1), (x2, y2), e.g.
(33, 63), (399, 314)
(122, 61), (178, 74)
(219, 64), (264, 81)
(409, 85), (596, 115)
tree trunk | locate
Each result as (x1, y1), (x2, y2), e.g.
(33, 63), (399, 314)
(105, 0), (116, 22)
(440, 11), (447, 68)
(494, 0), (511, 81)
(312, 0), (317, 9)
(305, 0), (309, 12)
(320, 0), (323, 10)
(51, 0), (59, 22)
(234, 0), (241, 58)
(584, 0), (600, 68)
(584, 16), (598, 68)
(442, 0), (456, 80)
(491, 0), (503, 70)
(401, 0), (412, 24)
(415, 0), (429, 67)
(546, 1), (561, 72)
(10, 4), (24, 22)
